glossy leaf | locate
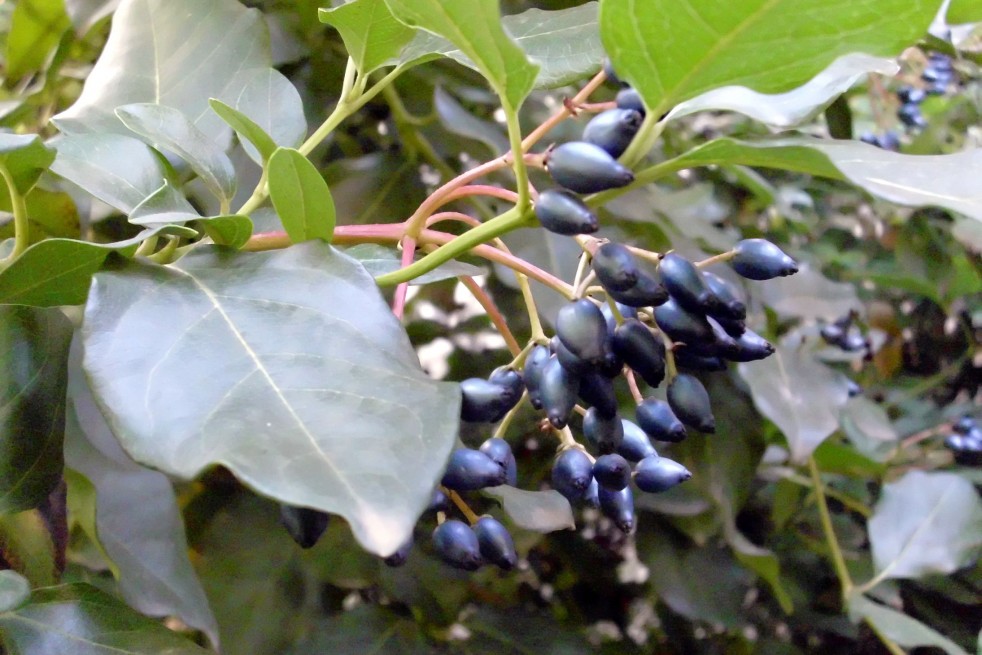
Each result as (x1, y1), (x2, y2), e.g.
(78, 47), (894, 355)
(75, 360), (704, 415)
(81, 242), (461, 555)
(600, 0), (938, 114)
(0, 571), (29, 613)
(5, 0), (71, 81)
(727, 529), (793, 613)
(434, 86), (509, 155)
(64, 0), (119, 35)
(116, 103), (237, 206)
(840, 396), (898, 462)
(848, 593), (970, 655)
(385, 0), (539, 109)
(49, 133), (167, 214)
(319, 0), (416, 75)
(665, 54), (898, 128)
(344, 243), (484, 284)
(198, 214), (253, 249)
(0, 584), (212, 654)
(209, 99), (278, 165)
(483, 486), (575, 533)
(738, 337), (851, 463)
(0, 227), (191, 307)
(267, 147), (335, 243)
(0, 307), (71, 514)
(756, 263), (861, 322)
(288, 605), (430, 654)
(868, 470), (982, 581)
(53, 0), (270, 143)
(128, 179), (200, 225)
(0, 134), (57, 210)
(0, 511), (58, 586)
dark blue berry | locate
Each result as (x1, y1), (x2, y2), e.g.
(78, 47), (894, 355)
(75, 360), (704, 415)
(593, 453), (631, 490)
(557, 299), (609, 365)
(700, 271), (746, 320)
(459, 378), (514, 422)
(674, 351), (727, 372)
(652, 297), (715, 346)
(480, 437), (518, 487)
(540, 355), (581, 429)
(727, 327), (774, 362)
(474, 517), (518, 570)
(534, 189), (599, 235)
(897, 103), (927, 129)
(954, 416), (977, 435)
(667, 374), (715, 433)
(523, 344), (551, 410)
(896, 85), (926, 104)
(429, 489), (452, 512)
(612, 318), (666, 388)
(593, 242), (641, 292)
(441, 448), (507, 491)
(846, 380), (862, 397)
(279, 505), (330, 549)
(603, 58), (626, 87)
(583, 406), (624, 454)
(618, 419), (658, 461)
(615, 87), (645, 114)
(583, 108), (643, 158)
(730, 239), (798, 280)
(433, 520), (482, 570)
(635, 398), (687, 443)
(489, 367), (524, 407)
(554, 336), (595, 375)
(634, 455), (691, 493)
(552, 448), (594, 502)
(383, 535), (413, 567)
(713, 315), (746, 338)
(598, 485), (634, 533)
(578, 372), (619, 419)
(658, 253), (722, 315)
(608, 269), (670, 307)
(547, 142), (634, 194)
(582, 477), (600, 509)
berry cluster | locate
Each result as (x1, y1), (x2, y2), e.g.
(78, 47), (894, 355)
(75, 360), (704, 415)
(944, 415), (982, 466)
(820, 311), (871, 359)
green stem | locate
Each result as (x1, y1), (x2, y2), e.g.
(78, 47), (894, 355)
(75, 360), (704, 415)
(619, 109), (667, 169)
(504, 106), (530, 209)
(0, 161), (30, 265)
(375, 206), (532, 286)
(864, 618), (906, 655)
(808, 456), (854, 601)
(146, 236), (180, 264)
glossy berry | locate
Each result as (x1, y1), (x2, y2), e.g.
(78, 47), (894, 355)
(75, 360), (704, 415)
(429, 489), (452, 513)
(618, 419), (658, 461)
(896, 85), (926, 104)
(441, 448), (507, 491)
(547, 141), (634, 194)
(658, 253), (721, 314)
(634, 455), (692, 493)
(552, 448), (594, 502)
(474, 517), (518, 570)
(954, 416), (977, 435)
(489, 367), (524, 407)
(714, 315), (746, 338)
(432, 520), (482, 571)
(730, 239), (798, 280)
(578, 372), (619, 419)
(674, 350), (726, 372)
(728, 327), (775, 362)
(583, 406), (624, 454)
(667, 374), (715, 433)
(616, 87), (645, 114)
(598, 485), (634, 533)
(383, 536), (413, 567)
(534, 189), (599, 235)
(897, 103), (927, 129)
(603, 58), (626, 86)
(652, 297), (715, 346)
(554, 336), (594, 375)
(460, 378), (514, 422)
(582, 477), (600, 509)
(608, 269), (670, 308)
(480, 437), (518, 487)
(583, 108), (643, 158)
(635, 398), (687, 443)
(523, 344), (551, 410)
(593, 453), (632, 490)
(700, 271), (746, 320)
(600, 299), (638, 330)
(279, 505), (330, 549)
(539, 357), (590, 426)
(593, 242), (641, 292)
(557, 299), (609, 365)
(612, 319), (666, 387)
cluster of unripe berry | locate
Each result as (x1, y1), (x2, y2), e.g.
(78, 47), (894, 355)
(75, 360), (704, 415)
(944, 415), (982, 467)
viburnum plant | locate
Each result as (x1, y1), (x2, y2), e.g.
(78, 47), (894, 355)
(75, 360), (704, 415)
(0, 0), (980, 652)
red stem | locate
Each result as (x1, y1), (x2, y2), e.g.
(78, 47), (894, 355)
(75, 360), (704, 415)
(442, 185), (520, 205)
(459, 276), (521, 355)
(391, 235), (416, 319)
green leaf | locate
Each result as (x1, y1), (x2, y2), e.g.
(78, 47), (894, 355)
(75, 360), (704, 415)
(64, 0), (118, 35)
(868, 470), (982, 581)
(0, 584), (212, 654)
(482, 486), (575, 533)
(345, 243), (484, 284)
(600, 0), (939, 114)
(128, 179), (200, 225)
(116, 103), (237, 206)
(50, 133), (168, 214)
(5, 0), (71, 81)
(848, 593), (970, 655)
(737, 335), (851, 463)
(947, 0), (982, 24)
(209, 99), (279, 165)
(267, 147), (335, 243)
(231, 68), (307, 166)
(81, 242), (461, 556)
(288, 605), (430, 654)
(63, 350), (219, 647)
(756, 263), (861, 322)
(727, 529), (793, 614)
(198, 215), (253, 249)
(0, 511), (57, 586)
(0, 134), (57, 210)
(385, 0), (539, 109)
(0, 571), (29, 613)
(52, 0), (270, 143)
(840, 396), (899, 462)
(665, 54), (898, 128)
(0, 307), (72, 513)
(0, 228), (189, 307)
(319, 0), (417, 75)
(434, 86), (509, 155)
(464, 607), (595, 654)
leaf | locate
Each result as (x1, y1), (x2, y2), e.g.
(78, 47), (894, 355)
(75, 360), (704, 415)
(840, 396), (899, 462)
(434, 86), (509, 155)
(64, 0), (119, 35)
(209, 99), (279, 165)
(756, 263), (862, 321)
(0, 511), (57, 586)
(230, 68), (307, 165)
(385, 0), (539, 109)
(52, 0), (270, 144)
(128, 179), (200, 225)
(0, 571), (29, 613)
(0, 227), (192, 307)
(288, 605), (430, 654)
(49, 133), (168, 214)
(81, 242), (461, 555)
(464, 607), (595, 654)
(868, 470), (982, 581)
(267, 147), (335, 243)
(848, 593), (970, 655)
(0, 306), (72, 513)
(198, 215), (253, 249)
(737, 336), (851, 463)
(0, 134), (57, 210)
(663, 137), (982, 225)
(483, 486), (575, 533)
(600, 0), (939, 115)
(345, 243), (484, 284)
(727, 529), (794, 614)
(319, 0), (417, 75)
(63, 345), (219, 647)
(0, 584), (212, 654)
(665, 54), (899, 128)
(116, 103), (237, 206)
(5, 0), (71, 81)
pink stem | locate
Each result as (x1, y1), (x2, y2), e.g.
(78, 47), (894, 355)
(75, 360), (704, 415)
(391, 235), (416, 319)
(442, 185), (520, 205)
(458, 276), (521, 355)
